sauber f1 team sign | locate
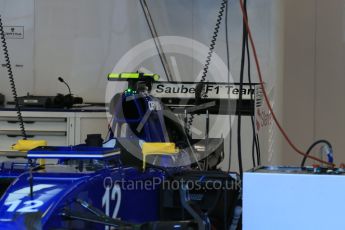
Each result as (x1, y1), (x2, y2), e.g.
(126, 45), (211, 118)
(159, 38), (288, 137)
(151, 83), (256, 100)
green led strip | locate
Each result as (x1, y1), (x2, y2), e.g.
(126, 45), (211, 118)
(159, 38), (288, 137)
(108, 73), (160, 81)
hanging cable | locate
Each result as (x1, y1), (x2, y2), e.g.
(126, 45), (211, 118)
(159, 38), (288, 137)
(244, 9), (261, 167)
(237, 0), (248, 176)
(301, 140), (333, 167)
(140, 0), (173, 81)
(0, 15), (27, 139)
(246, 36), (260, 168)
(251, 135), (256, 167)
(225, 0), (233, 171)
(238, 0), (334, 167)
(187, 0), (228, 135)
(256, 131), (261, 165)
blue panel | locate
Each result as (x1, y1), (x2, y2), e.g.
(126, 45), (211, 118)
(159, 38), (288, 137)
(27, 146), (120, 159)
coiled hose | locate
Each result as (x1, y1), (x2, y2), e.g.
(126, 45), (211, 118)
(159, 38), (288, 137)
(186, 0), (228, 135)
(0, 15), (27, 139)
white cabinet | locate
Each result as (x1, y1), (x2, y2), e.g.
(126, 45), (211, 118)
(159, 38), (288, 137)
(0, 109), (108, 151)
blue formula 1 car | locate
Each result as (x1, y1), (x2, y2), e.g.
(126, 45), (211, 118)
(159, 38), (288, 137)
(0, 73), (242, 230)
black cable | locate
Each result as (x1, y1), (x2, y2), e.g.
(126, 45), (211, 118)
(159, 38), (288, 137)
(196, 0), (228, 84)
(244, 13), (261, 167)
(0, 15), (27, 139)
(237, 0), (248, 176)
(301, 140), (333, 167)
(245, 30), (257, 168)
(256, 133), (261, 165)
(140, 0), (173, 81)
(187, 0), (228, 136)
(225, 0), (233, 171)
(251, 135), (256, 167)
(246, 41), (258, 168)
(224, 1), (232, 227)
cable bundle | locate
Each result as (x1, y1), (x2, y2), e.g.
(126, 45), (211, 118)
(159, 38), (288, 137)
(0, 15), (27, 139)
(187, 0), (228, 135)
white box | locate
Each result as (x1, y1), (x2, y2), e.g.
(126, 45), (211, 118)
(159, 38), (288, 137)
(243, 166), (345, 230)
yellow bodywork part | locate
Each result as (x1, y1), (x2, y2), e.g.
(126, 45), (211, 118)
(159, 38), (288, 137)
(142, 142), (178, 170)
(12, 139), (47, 152)
(12, 140), (47, 165)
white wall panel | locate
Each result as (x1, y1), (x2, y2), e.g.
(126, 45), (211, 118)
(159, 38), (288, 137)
(0, 0), (34, 102)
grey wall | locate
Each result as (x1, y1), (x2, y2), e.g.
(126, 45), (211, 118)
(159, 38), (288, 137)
(314, 0), (345, 165)
(283, 0), (317, 164)
(283, 0), (345, 166)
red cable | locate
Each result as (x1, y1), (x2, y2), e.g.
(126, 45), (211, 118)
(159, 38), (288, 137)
(238, 0), (334, 167)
